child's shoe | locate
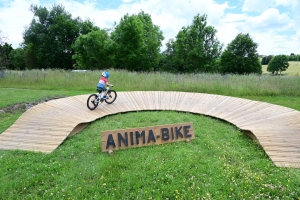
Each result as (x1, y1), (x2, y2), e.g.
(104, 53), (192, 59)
(102, 95), (108, 99)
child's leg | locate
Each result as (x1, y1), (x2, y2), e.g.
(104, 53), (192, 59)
(97, 87), (103, 98)
(100, 87), (107, 98)
(102, 86), (109, 96)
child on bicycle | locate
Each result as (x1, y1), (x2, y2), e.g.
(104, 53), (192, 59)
(97, 71), (113, 99)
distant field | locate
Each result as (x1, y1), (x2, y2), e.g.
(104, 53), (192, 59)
(262, 61), (300, 76)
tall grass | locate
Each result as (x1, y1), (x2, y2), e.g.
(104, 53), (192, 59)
(1, 69), (300, 97)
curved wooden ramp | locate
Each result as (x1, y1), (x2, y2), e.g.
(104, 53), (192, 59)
(0, 91), (300, 168)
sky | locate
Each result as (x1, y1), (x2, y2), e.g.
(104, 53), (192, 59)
(0, 0), (299, 55)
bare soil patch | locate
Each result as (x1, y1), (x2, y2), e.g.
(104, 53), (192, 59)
(0, 96), (66, 114)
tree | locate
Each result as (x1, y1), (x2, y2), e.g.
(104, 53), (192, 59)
(220, 33), (262, 74)
(111, 14), (143, 71)
(0, 30), (13, 69)
(261, 57), (266, 65)
(0, 43), (13, 69)
(9, 48), (26, 70)
(0, 30), (6, 46)
(267, 55), (289, 75)
(266, 55), (273, 64)
(23, 4), (98, 69)
(136, 11), (164, 71)
(111, 11), (164, 71)
(288, 53), (297, 61)
(159, 39), (177, 73)
(261, 55), (273, 65)
(72, 30), (113, 69)
(169, 14), (222, 73)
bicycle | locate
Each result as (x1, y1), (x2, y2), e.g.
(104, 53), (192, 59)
(87, 87), (117, 110)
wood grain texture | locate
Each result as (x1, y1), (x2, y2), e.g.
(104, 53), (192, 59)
(0, 91), (299, 168)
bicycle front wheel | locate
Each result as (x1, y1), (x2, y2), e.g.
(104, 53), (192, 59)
(87, 94), (99, 110)
(105, 90), (117, 104)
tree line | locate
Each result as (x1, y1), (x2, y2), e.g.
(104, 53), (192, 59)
(260, 53), (300, 75)
(261, 54), (300, 65)
(0, 4), (296, 74)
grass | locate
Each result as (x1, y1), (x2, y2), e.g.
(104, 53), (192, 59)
(0, 112), (23, 134)
(1, 111), (300, 199)
(1, 69), (300, 98)
(0, 69), (300, 199)
(0, 88), (74, 108)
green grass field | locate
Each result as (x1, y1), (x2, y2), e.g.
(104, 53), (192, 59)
(262, 61), (300, 76)
(0, 69), (300, 199)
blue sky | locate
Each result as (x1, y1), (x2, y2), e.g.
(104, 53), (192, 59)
(0, 0), (299, 55)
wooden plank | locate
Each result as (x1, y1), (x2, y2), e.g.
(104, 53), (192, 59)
(259, 141), (300, 147)
(154, 91), (161, 110)
(263, 145), (300, 151)
(268, 156), (300, 162)
(272, 162), (300, 168)
(168, 91), (179, 110)
(201, 94), (224, 115)
(189, 93), (213, 114)
(174, 92), (187, 111)
(131, 91), (147, 110)
(1, 91), (300, 169)
(181, 93), (200, 112)
(108, 95), (131, 113)
(205, 96), (232, 116)
(237, 110), (300, 127)
(220, 100), (259, 120)
(0, 141), (59, 150)
(124, 91), (140, 111)
(107, 92), (128, 111)
(0, 146), (57, 153)
(150, 91), (159, 110)
(178, 92), (195, 112)
(0, 136), (67, 144)
(160, 91), (172, 110)
(188, 93), (209, 114)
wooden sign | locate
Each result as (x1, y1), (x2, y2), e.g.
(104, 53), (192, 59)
(101, 122), (194, 152)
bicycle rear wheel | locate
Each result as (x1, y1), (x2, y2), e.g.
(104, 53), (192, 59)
(105, 90), (117, 104)
(87, 94), (99, 110)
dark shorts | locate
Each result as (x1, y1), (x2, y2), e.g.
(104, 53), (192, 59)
(96, 86), (106, 93)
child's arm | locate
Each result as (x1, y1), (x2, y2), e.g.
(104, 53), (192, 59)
(106, 82), (113, 87)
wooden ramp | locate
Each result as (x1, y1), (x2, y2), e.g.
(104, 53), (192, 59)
(0, 91), (300, 168)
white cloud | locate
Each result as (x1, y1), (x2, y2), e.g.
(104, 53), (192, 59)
(222, 13), (248, 23)
(242, 0), (275, 12)
(215, 23), (239, 46)
(238, 8), (293, 32)
(115, 0), (229, 47)
(253, 32), (299, 55)
(1, 0), (228, 49)
(0, 0), (299, 55)
(212, 14), (249, 47)
(60, 0), (229, 48)
(214, 6), (298, 55)
(0, 0), (39, 47)
(275, 0), (295, 7)
(56, 0), (122, 28)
